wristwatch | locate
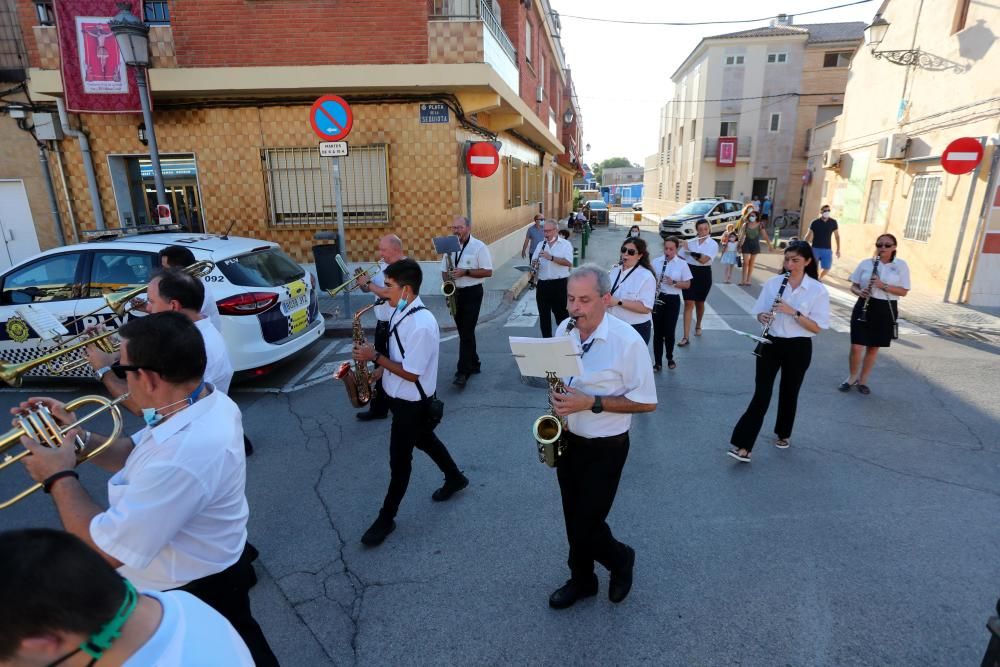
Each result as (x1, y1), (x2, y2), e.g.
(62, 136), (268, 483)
(795, 310), (802, 319)
(617, 300), (623, 306)
(95, 366), (112, 380)
(372, 352), (381, 365)
(591, 395), (604, 414)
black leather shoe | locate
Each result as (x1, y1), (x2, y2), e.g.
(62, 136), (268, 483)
(431, 473), (468, 502)
(356, 410), (388, 422)
(453, 373), (468, 387)
(608, 545), (635, 603)
(361, 517), (395, 547)
(548, 576), (599, 609)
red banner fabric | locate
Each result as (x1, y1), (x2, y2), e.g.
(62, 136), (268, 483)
(56, 0), (143, 113)
(716, 137), (738, 167)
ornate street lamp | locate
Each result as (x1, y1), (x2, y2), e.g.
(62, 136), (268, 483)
(864, 13), (966, 72)
(109, 3), (167, 210)
(563, 108), (574, 125)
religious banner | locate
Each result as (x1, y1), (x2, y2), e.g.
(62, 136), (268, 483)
(716, 137), (737, 167)
(55, 0), (143, 113)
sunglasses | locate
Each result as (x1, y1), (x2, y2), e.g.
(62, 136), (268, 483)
(619, 247), (638, 256)
(876, 243), (895, 248)
(110, 362), (160, 380)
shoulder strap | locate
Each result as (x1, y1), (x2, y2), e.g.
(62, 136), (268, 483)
(389, 306), (431, 400)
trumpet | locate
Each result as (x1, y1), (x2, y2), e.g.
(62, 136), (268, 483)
(442, 253), (457, 317)
(753, 272), (790, 357)
(326, 260), (381, 299)
(0, 393), (127, 509)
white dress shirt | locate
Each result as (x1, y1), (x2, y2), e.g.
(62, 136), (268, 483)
(753, 273), (831, 338)
(555, 314), (657, 438)
(126, 591), (253, 666)
(91, 389), (249, 592)
(680, 237), (719, 266)
(607, 264), (656, 325)
(382, 296), (440, 401)
(850, 258), (910, 301)
(440, 235), (493, 288)
(195, 317), (233, 395)
(650, 255), (693, 297)
(199, 282), (223, 332)
(371, 260), (394, 322)
(531, 236), (573, 281)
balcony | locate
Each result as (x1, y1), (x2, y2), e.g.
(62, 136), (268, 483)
(703, 136), (753, 160)
(428, 0), (518, 92)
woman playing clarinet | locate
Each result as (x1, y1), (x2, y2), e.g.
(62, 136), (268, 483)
(728, 241), (830, 463)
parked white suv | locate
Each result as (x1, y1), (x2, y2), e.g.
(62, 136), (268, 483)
(659, 198), (743, 239)
(0, 232), (324, 381)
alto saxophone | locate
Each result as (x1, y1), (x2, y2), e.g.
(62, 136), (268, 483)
(442, 252), (457, 317)
(532, 317), (576, 467)
(335, 302), (378, 407)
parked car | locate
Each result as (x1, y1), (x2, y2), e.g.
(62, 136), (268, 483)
(631, 202), (643, 212)
(659, 198), (743, 239)
(0, 231), (324, 381)
(585, 200), (610, 225)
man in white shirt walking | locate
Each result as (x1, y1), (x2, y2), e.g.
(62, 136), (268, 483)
(531, 220), (573, 338)
(441, 216), (493, 387)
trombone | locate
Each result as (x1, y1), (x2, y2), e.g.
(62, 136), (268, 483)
(0, 393), (127, 509)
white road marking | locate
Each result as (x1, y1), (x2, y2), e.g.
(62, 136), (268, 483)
(441, 334), (459, 343)
(825, 286), (931, 336)
(281, 339), (340, 391)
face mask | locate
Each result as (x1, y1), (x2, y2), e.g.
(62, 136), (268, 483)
(142, 381), (205, 427)
(749, 216), (756, 222)
(821, 212), (830, 219)
(397, 296), (409, 312)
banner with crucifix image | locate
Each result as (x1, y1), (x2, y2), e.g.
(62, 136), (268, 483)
(55, 0), (143, 113)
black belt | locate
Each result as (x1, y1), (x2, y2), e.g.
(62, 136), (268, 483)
(564, 430), (628, 446)
(457, 283), (483, 291)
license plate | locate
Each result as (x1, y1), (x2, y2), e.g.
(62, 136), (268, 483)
(281, 293), (309, 315)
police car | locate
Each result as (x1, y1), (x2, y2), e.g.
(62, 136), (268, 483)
(659, 198), (744, 239)
(0, 231), (324, 381)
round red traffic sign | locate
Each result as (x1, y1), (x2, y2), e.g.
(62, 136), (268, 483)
(465, 142), (500, 178)
(309, 95), (353, 142)
(941, 136), (983, 175)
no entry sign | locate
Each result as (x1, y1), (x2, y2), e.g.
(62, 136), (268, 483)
(465, 142), (500, 178)
(310, 95), (353, 142)
(941, 137), (983, 175)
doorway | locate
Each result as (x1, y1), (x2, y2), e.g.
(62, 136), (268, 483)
(144, 180), (202, 233)
(752, 178), (776, 202)
(0, 181), (42, 271)
(108, 153), (205, 232)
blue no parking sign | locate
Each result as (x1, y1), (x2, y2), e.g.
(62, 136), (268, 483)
(309, 95), (354, 142)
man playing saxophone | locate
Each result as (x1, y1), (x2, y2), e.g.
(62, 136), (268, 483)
(441, 216), (493, 388)
(545, 265), (657, 610)
(353, 259), (468, 547)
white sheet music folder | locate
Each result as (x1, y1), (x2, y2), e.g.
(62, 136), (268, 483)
(15, 305), (69, 340)
(509, 335), (583, 379)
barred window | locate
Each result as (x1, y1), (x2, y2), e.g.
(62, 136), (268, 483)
(903, 175), (940, 242)
(144, 1), (170, 24)
(262, 145), (390, 226)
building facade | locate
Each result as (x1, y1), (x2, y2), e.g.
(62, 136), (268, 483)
(803, 0), (999, 304)
(643, 16), (863, 219)
(9, 0), (584, 264)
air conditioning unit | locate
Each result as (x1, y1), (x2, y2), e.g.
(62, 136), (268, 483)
(822, 149), (841, 169)
(536, 85), (544, 103)
(877, 133), (909, 161)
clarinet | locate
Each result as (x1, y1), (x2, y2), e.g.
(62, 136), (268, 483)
(655, 255), (670, 306)
(856, 256), (880, 323)
(753, 272), (790, 357)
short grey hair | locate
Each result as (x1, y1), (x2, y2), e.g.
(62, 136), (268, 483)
(569, 263), (611, 296)
(543, 220), (557, 230)
(380, 234), (403, 252)
(454, 215), (470, 228)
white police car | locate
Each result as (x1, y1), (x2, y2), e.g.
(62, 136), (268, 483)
(0, 231), (324, 381)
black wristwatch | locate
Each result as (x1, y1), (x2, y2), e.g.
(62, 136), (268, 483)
(591, 395), (604, 414)
(795, 310), (802, 319)
(617, 300), (623, 306)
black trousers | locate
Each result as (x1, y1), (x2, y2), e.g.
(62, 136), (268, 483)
(175, 543), (279, 666)
(557, 430), (631, 582)
(380, 396), (462, 520)
(631, 320), (652, 345)
(730, 336), (812, 451)
(454, 284), (484, 374)
(652, 294), (681, 364)
(536, 278), (569, 338)
(366, 321), (391, 416)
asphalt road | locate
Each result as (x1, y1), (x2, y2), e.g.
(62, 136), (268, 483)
(0, 226), (997, 665)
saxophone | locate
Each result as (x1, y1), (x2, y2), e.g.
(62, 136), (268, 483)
(528, 241), (546, 290)
(532, 317), (576, 467)
(442, 252), (457, 317)
(334, 302), (378, 407)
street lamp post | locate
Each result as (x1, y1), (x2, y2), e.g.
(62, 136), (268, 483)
(109, 4), (167, 212)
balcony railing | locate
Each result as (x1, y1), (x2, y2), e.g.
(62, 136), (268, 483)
(428, 0), (516, 63)
(703, 136), (752, 159)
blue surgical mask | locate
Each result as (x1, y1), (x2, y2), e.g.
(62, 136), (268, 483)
(141, 407), (162, 427)
(143, 381), (205, 428)
(396, 297), (409, 312)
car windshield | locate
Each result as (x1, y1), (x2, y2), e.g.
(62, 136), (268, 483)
(218, 248), (304, 287)
(675, 201), (715, 216)
(589, 201), (607, 209)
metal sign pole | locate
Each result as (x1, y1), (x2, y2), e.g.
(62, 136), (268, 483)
(464, 141), (473, 225)
(332, 156), (350, 316)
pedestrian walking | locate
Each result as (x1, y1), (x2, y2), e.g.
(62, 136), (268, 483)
(521, 214), (545, 259)
(719, 225), (739, 284)
(532, 220), (573, 338)
(738, 209), (771, 286)
(761, 196), (772, 222)
(803, 204), (841, 281)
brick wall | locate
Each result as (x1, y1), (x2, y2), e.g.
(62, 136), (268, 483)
(168, 0), (429, 67)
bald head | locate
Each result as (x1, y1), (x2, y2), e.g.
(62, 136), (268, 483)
(378, 234), (404, 263)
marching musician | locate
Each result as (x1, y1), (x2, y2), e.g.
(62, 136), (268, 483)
(839, 234), (910, 395)
(14, 312), (278, 665)
(728, 242), (830, 463)
(547, 265), (657, 609)
(441, 216), (493, 387)
(354, 234), (407, 421)
(650, 236), (692, 371)
(607, 237), (656, 344)
(678, 220), (718, 346)
(0, 529), (253, 665)
(353, 259), (468, 547)
(158, 246), (222, 331)
(531, 220), (573, 338)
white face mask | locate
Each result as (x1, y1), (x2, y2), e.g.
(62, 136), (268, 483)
(749, 216), (757, 223)
(821, 211), (831, 219)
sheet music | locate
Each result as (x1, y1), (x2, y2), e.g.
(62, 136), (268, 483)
(15, 305), (69, 341)
(432, 235), (461, 255)
(509, 335), (584, 378)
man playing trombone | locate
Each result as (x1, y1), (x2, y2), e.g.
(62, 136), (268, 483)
(13, 312), (278, 666)
(441, 216), (493, 387)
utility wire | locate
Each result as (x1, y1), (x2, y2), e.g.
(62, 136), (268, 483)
(558, 0), (873, 26)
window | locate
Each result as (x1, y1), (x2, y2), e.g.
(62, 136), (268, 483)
(1, 253), (83, 305)
(217, 249), (304, 288)
(904, 175), (941, 241)
(685, 182), (693, 201)
(143, 1), (170, 24)
(823, 51), (852, 68)
(262, 145), (390, 226)
(525, 21), (532, 63)
(769, 113), (781, 132)
(674, 183), (681, 200)
(767, 53), (788, 64)
(34, 1), (54, 26)
(508, 158), (523, 207)
(720, 121), (738, 137)
(88, 251), (157, 297)
(725, 55), (745, 65)
(864, 180), (883, 225)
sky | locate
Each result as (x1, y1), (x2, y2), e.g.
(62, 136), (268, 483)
(551, 0), (881, 168)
